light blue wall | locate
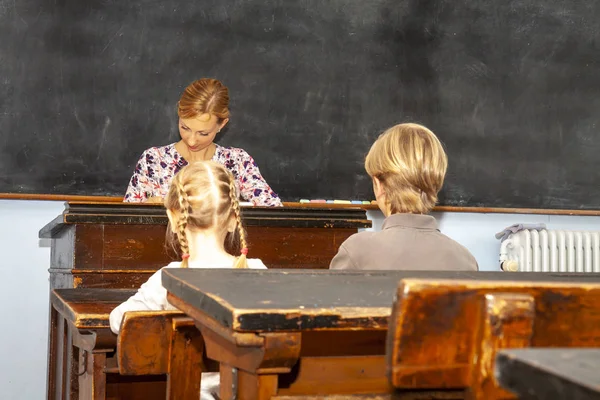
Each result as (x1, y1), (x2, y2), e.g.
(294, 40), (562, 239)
(1, 199), (600, 397)
(0, 200), (64, 398)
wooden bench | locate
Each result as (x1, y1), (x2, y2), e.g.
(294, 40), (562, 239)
(495, 348), (600, 400)
(386, 275), (600, 399)
(49, 288), (207, 399)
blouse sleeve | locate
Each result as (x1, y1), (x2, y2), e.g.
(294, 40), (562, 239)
(124, 150), (155, 202)
(109, 269), (168, 334)
(236, 151), (282, 207)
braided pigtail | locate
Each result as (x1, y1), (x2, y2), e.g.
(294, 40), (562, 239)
(175, 181), (191, 268)
(229, 174), (248, 269)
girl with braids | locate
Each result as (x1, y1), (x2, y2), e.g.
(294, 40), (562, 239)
(124, 77), (282, 206)
(110, 161), (266, 399)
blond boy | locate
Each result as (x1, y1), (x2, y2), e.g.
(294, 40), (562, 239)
(330, 123), (478, 271)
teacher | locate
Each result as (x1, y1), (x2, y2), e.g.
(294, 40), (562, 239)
(124, 78), (282, 206)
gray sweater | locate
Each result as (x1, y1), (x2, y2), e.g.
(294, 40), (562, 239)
(330, 213), (478, 271)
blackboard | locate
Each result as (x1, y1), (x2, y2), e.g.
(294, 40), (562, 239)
(1, 0), (600, 209)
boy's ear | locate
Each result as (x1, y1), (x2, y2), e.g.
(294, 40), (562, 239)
(373, 177), (385, 197)
(166, 209), (177, 233)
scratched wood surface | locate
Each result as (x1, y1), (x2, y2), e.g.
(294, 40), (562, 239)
(386, 277), (600, 399)
(162, 269), (600, 332)
(51, 288), (135, 329)
(496, 348), (600, 400)
(39, 202), (371, 235)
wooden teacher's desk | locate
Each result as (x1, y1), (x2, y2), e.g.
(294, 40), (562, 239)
(39, 201), (372, 289)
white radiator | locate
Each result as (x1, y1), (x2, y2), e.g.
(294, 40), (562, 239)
(499, 229), (600, 272)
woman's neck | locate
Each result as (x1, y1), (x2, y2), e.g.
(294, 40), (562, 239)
(176, 141), (216, 163)
(186, 229), (235, 266)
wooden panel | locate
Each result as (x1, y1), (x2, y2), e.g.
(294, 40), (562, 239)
(75, 224), (105, 269)
(278, 356), (390, 395)
(102, 224), (173, 269)
(278, 330), (390, 395)
(299, 330), (387, 357)
(72, 272), (157, 289)
(105, 375), (166, 400)
(246, 226), (354, 269)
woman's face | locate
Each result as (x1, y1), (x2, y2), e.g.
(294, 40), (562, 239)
(178, 113), (228, 152)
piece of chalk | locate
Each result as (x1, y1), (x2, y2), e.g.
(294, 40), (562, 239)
(326, 200), (335, 203)
(299, 199), (310, 203)
(362, 201), (371, 204)
(310, 199), (326, 203)
(351, 200), (362, 204)
(333, 200), (352, 204)
(239, 201), (253, 206)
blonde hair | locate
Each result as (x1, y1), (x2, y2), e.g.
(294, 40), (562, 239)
(178, 78), (230, 122)
(365, 123), (448, 214)
(164, 161), (248, 269)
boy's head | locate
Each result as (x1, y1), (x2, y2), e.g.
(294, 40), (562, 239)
(365, 123), (448, 215)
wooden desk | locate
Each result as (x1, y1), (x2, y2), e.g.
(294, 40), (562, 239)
(164, 269), (600, 399)
(49, 288), (206, 400)
(163, 268), (398, 398)
(495, 348), (600, 400)
(49, 289), (132, 399)
(387, 275), (600, 400)
(40, 201), (372, 289)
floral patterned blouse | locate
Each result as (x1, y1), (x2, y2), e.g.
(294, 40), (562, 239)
(124, 143), (282, 206)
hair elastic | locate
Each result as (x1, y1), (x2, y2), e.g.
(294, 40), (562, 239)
(241, 248), (248, 255)
(181, 253), (190, 260)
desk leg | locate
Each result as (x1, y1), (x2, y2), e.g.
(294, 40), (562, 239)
(78, 351), (107, 399)
(239, 369), (278, 400)
(200, 330), (300, 400)
(47, 305), (60, 400)
(220, 365), (278, 400)
(166, 322), (205, 400)
(59, 314), (68, 399)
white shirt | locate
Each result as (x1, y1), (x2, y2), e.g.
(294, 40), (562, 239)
(109, 258), (267, 400)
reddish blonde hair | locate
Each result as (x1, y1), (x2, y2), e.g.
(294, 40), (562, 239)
(164, 161), (247, 269)
(178, 78), (230, 122)
(365, 123), (448, 214)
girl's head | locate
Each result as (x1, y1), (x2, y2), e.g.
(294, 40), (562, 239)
(177, 78), (230, 153)
(164, 161), (248, 269)
(365, 123), (448, 215)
